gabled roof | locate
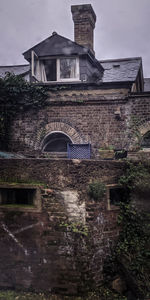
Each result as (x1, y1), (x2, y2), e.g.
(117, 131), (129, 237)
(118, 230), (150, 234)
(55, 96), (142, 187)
(0, 64), (30, 78)
(100, 57), (142, 83)
(23, 33), (90, 61)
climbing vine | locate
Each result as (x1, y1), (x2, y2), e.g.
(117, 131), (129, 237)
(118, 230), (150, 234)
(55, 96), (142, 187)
(104, 161), (150, 299)
(129, 115), (143, 150)
(0, 73), (48, 150)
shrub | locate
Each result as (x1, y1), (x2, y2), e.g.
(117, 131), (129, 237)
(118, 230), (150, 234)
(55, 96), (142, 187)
(88, 181), (106, 201)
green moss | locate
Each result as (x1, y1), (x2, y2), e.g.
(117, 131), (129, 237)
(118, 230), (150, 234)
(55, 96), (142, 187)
(0, 178), (47, 188)
(0, 290), (127, 300)
(0, 204), (34, 208)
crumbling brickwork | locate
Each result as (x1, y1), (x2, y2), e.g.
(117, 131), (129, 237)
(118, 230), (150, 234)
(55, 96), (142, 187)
(0, 159), (124, 294)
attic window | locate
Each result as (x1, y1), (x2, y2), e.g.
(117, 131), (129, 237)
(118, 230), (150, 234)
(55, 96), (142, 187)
(31, 51), (79, 82)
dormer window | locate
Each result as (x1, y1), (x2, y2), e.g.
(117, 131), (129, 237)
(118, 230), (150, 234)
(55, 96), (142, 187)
(31, 51), (79, 83)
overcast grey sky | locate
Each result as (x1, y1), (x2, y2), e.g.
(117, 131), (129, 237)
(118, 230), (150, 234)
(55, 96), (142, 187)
(0, 0), (150, 77)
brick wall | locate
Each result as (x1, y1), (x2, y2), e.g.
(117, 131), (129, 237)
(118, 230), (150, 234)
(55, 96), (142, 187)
(0, 159), (124, 294)
(9, 88), (130, 157)
(71, 4), (96, 53)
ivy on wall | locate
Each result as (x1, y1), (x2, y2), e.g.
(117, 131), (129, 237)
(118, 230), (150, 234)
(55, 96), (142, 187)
(104, 161), (150, 299)
(0, 73), (48, 150)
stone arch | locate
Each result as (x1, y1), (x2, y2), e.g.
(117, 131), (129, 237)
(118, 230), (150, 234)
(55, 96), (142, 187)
(35, 121), (83, 150)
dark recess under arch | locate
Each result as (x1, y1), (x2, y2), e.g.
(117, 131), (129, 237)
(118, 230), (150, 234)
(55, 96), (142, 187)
(43, 132), (72, 152)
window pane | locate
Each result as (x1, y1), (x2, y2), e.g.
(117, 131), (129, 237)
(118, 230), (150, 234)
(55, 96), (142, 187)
(60, 58), (76, 79)
(43, 59), (56, 81)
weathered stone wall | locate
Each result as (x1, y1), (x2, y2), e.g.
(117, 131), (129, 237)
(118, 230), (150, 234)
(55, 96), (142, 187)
(0, 159), (124, 294)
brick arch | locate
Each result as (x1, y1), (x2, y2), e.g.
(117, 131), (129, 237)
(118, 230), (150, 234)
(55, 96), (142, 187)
(139, 121), (150, 136)
(129, 120), (150, 150)
(35, 121), (83, 150)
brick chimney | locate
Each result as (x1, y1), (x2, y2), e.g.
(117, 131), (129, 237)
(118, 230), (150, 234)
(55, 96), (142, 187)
(71, 4), (96, 54)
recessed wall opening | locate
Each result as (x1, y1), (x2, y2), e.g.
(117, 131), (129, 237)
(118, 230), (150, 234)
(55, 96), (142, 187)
(43, 132), (72, 153)
(110, 187), (126, 206)
(0, 188), (36, 206)
(107, 185), (127, 210)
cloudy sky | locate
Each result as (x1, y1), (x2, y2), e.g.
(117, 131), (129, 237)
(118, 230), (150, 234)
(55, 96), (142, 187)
(0, 0), (150, 77)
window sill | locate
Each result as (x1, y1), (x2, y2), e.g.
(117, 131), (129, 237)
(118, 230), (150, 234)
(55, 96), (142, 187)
(42, 79), (81, 84)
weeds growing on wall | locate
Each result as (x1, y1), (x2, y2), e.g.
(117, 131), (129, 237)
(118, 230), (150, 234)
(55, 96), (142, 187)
(60, 221), (88, 236)
(88, 181), (106, 201)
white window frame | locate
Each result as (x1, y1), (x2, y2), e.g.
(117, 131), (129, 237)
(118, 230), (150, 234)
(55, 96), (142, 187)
(31, 53), (80, 83)
(31, 50), (41, 82)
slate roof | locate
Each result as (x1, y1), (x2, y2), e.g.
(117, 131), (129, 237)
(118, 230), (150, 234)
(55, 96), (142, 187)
(100, 57), (142, 83)
(144, 78), (150, 92)
(0, 57), (143, 87)
(23, 33), (90, 61)
(0, 64), (30, 78)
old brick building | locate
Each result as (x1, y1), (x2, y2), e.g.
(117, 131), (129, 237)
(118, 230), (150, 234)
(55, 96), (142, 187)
(0, 4), (150, 296)
(1, 4), (150, 159)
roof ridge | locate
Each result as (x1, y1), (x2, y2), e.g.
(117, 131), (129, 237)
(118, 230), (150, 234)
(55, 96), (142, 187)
(100, 57), (142, 63)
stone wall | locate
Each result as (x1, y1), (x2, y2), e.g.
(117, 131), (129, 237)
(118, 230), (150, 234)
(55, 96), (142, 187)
(0, 159), (124, 294)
